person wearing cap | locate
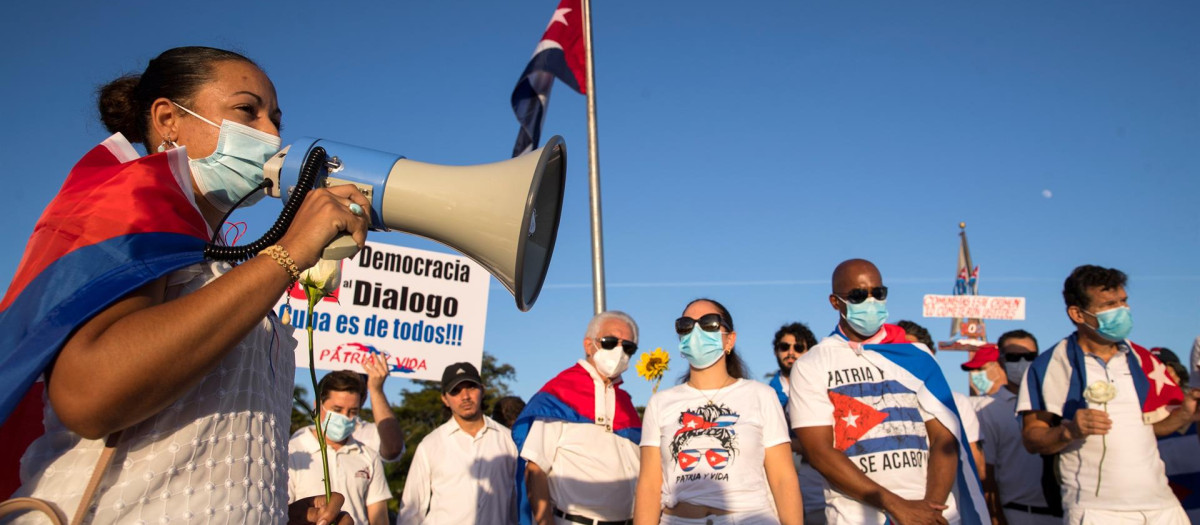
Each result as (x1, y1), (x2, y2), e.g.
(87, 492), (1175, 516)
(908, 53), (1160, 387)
(288, 370), (392, 525)
(397, 362), (518, 525)
(1018, 265), (1196, 524)
(967, 330), (1060, 525)
(1152, 347), (1200, 522)
(512, 311), (642, 525)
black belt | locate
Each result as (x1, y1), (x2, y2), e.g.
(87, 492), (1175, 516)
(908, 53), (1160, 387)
(1003, 502), (1063, 517)
(553, 508), (632, 525)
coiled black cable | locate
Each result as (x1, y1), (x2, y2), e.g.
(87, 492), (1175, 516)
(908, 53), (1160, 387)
(204, 146), (327, 262)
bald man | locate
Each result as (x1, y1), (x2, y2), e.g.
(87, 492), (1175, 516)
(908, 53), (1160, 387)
(787, 259), (982, 525)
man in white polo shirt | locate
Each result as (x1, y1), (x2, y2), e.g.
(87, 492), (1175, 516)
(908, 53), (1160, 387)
(971, 330), (1061, 525)
(289, 370), (392, 525)
(513, 311), (642, 525)
(398, 362), (517, 525)
(1018, 265), (1197, 524)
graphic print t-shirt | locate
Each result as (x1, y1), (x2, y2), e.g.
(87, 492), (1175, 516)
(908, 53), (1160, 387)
(640, 379), (790, 512)
(788, 334), (935, 505)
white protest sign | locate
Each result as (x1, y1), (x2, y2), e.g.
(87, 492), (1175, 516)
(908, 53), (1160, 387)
(922, 294), (1026, 321)
(277, 241), (488, 381)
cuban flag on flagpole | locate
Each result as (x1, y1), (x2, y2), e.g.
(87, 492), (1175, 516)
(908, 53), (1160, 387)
(0, 134), (210, 497)
(511, 363), (640, 525)
(850, 336), (989, 524)
(511, 0), (586, 158)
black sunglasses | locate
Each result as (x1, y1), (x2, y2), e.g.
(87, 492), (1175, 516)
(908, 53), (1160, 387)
(675, 313), (731, 335)
(775, 342), (807, 353)
(835, 286), (888, 304)
(1003, 352), (1036, 362)
(597, 336), (638, 355)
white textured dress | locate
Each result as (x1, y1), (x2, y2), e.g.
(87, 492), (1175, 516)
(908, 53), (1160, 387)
(10, 260), (297, 524)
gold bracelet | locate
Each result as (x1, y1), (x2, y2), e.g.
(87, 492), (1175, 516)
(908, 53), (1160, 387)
(259, 245), (300, 283)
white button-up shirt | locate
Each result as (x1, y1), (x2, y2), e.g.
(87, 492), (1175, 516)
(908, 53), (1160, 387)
(288, 428), (391, 525)
(397, 416), (517, 525)
(519, 360), (640, 521)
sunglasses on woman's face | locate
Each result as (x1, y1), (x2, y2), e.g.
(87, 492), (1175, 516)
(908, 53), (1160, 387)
(596, 336), (638, 355)
(1003, 352), (1036, 362)
(835, 286), (888, 304)
(675, 313), (730, 336)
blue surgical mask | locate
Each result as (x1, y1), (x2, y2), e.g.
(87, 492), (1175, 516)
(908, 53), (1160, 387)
(1084, 306), (1133, 342)
(679, 325), (725, 370)
(172, 101), (281, 213)
(970, 370), (994, 394)
(1004, 361), (1031, 386)
(839, 297), (889, 338)
(321, 411), (356, 443)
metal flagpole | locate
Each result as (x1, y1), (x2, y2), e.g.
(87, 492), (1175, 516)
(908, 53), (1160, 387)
(580, 0), (607, 314)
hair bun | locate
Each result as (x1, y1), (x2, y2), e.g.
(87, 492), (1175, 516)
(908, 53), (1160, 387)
(97, 75), (144, 143)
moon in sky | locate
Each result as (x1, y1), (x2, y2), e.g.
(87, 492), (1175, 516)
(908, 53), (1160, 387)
(1042, 189), (1053, 199)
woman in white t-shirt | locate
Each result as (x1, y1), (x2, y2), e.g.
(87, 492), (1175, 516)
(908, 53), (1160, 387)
(634, 298), (803, 525)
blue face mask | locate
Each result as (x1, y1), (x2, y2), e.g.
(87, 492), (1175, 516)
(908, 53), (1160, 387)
(1004, 361), (1031, 386)
(970, 370), (994, 394)
(1084, 306), (1133, 342)
(172, 101), (281, 213)
(839, 297), (889, 337)
(679, 325), (725, 370)
(321, 411), (356, 443)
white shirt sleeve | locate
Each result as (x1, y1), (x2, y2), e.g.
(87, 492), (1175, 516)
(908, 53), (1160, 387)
(953, 393), (981, 444)
(760, 385), (791, 447)
(397, 441), (431, 525)
(287, 460), (297, 504)
(519, 420), (563, 472)
(640, 394), (661, 447)
(788, 353), (834, 428)
(366, 452), (392, 506)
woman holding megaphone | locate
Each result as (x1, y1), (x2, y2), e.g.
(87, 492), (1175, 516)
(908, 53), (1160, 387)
(0, 47), (364, 524)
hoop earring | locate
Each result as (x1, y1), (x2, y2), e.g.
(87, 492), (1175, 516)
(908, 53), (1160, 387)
(156, 137), (179, 153)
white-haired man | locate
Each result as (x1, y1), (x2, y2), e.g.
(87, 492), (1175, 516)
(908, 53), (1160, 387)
(512, 311), (643, 525)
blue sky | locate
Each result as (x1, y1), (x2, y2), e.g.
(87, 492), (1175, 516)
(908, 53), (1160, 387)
(2, 1), (1197, 408)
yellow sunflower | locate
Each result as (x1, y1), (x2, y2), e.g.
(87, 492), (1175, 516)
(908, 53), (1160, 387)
(635, 347), (670, 392)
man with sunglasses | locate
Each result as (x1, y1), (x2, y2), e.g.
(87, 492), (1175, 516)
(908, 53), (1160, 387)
(513, 311), (642, 525)
(967, 331), (1060, 525)
(789, 259), (987, 525)
(767, 322), (829, 525)
(1018, 265), (1195, 525)
(398, 362), (518, 525)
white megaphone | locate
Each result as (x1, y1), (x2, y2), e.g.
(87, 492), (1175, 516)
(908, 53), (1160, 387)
(259, 136), (566, 311)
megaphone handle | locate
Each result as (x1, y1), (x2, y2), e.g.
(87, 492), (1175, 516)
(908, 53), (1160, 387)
(322, 234), (361, 260)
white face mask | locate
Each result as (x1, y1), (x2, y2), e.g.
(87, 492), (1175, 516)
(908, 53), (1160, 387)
(172, 101), (281, 212)
(592, 344), (630, 378)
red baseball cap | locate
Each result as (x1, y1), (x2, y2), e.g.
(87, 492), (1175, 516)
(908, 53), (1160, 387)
(961, 344), (999, 370)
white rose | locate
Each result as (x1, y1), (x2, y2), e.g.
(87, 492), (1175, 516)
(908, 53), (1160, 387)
(298, 259), (341, 299)
(1084, 380), (1118, 405)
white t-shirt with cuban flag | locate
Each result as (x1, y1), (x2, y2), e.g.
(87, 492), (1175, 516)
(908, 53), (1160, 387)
(788, 330), (950, 524)
(640, 378), (790, 513)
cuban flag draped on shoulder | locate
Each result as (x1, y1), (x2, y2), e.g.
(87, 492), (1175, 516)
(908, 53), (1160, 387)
(511, 363), (640, 525)
(511, 0), (586, 157)
(1020, 333), (1182, 424)
(0, 134), (210, 497)
(843, 326), (989, 524)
